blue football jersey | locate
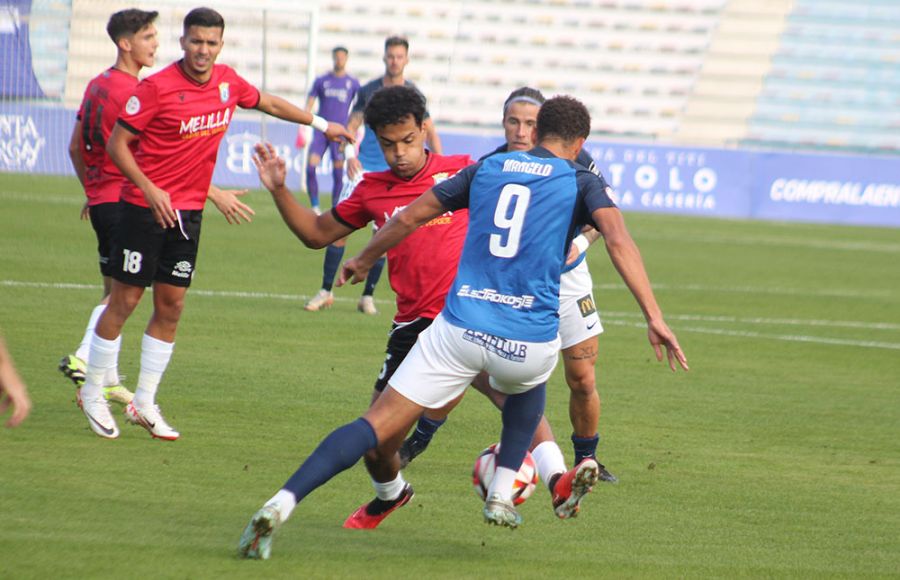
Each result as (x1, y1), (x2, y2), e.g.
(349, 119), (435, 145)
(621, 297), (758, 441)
(433, 147), (615, 342)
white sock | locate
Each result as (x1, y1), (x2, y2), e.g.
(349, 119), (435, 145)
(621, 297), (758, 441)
(134, 334), (174, 409)
(372, 473), (406, 501)
(82, 333), (121, 400)
(75, 304), (107, 361)
(532, 441), (567, 489)
(103, 365), (121, 387)
(487, 466), (518, 503)
(266, 489), (297, 524)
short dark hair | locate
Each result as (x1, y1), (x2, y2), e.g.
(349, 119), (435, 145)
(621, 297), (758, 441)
(332, 46), (349, 55)
(183, 7), (225, 34)
(106, 9), (158, 43)
(364, 85), (426, 131)
(536, 95), (591, 142)
(503, 86), (545, 115)
(384, 35), (409, 52)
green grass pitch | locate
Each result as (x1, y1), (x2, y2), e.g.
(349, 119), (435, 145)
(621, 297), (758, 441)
(1, 172), (898, 578)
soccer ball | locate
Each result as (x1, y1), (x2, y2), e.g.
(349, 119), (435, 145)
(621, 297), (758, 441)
(472, 443), (538, 505)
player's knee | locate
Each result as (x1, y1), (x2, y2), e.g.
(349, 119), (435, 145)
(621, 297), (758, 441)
(566, 371), (596, 397)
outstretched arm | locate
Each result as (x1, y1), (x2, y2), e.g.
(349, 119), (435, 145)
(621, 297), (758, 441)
(256, 92), (353, 144)
(592, 207), (689, 372)
(252, 143), (353, 248)
(339, 189), (447, 285)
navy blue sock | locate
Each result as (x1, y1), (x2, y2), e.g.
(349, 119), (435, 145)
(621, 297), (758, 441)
(572, 433), (600, 465)
(497, 383), (546, 471)
(306, 165), (319, 208)
(362, 256), (386, 296)
(282, 418), (377, 503)
(321, 245), (345, 291)
(412, 416), (446, 442)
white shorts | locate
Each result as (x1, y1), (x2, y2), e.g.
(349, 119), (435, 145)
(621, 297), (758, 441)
(390, 314), (561, 409)
(558, 259), (603, 350)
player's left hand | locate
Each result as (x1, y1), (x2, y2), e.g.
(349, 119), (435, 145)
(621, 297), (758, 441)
(565, 242), (580, 265)
(209, 186), (255, 225)
(647, 319), (689, 372)
(252, 143), (287, 192)
(337, 256), (371, 287)
(324, 122), (354, 144)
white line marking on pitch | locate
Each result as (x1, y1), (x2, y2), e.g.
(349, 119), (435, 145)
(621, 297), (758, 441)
(4, 280), (900, 350)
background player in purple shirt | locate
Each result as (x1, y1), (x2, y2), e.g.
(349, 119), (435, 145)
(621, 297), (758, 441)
(304, 46), (360, 214)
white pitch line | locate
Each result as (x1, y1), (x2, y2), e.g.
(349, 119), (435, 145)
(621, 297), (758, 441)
(3, 279), (899, 350)
(602, 320), (900, 351)
(592, 282), (895, 300)
(601, 310), (900, 331)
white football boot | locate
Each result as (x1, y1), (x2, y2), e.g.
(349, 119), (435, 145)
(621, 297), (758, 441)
(124, 402), (180, 440)
(77, 390), (120, 439)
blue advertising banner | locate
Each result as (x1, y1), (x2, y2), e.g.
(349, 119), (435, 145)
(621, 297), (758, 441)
(0, 0), (46, 99)
(2, 102), (898, 228)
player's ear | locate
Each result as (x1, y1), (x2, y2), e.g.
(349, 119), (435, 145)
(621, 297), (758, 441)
(117, 36), (131, 53)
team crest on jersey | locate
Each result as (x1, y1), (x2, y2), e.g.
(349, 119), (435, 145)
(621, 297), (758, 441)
(218, 82), (230, 103)
(125, 96), (140, 115)
(432, 172), (450, 185)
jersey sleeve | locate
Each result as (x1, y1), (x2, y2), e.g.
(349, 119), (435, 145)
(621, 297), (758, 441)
(233, 72), (261, 109)
(117, 80), (159, 134)
(576, 169), (617, 226)
(432, 162), (480, 211)
(575, 149), (600, 176)
(331, 184), (371, 230)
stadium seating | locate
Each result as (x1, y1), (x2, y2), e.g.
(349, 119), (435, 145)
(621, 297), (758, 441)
(30, 0), (900, 156)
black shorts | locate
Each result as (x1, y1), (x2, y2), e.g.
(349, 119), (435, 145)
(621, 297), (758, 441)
(88, 202), (120, 277)
(110, 201), (203, 288)
(373, 317), (434, 392)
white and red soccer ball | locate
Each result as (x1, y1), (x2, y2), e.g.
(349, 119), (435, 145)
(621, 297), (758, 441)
(472, 443), (538, 505)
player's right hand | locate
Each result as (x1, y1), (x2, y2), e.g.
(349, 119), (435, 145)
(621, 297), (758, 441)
(324, 121), (354, 144)
(80, 201), (90, 221)
(337, 256), (370, 287)
(252, 142), (287, 192)
(144, 186), (177, 229)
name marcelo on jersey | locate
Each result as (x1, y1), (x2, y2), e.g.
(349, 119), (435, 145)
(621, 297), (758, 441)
(502, 158), (553, 176)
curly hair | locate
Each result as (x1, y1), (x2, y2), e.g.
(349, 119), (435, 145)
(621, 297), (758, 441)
(106, 9), (158, 42)
(364, 85), (426, 131)
(183, 7), (225, 33)
(536, 95), (591, 142)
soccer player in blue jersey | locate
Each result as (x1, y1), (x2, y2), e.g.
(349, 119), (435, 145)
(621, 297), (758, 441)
(304, 36), (442, 315)
(303, 46), (360, 214)
(400, 87), (620, 494)
(238, 95), (688, 559)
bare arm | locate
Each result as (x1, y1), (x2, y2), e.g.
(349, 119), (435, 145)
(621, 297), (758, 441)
(107, 123), (177, 228)
(304, 95), (316, 113)
(423, 117), (442, 155)
(68, 121), (91, 220)
(565, 225), (603, 265)
(592, 207), (689, 371)
(0, 335), (30, 428)
(256, 92), (353, 143)
(339, 189), (447, 285)
(252, 143), (353, 247)
(344, 110), (365, 179)
(68, 121), (87, 187)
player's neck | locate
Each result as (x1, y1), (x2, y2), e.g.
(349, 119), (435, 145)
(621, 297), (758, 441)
(332, 69), (347, 77)
(113, 55), (142, 78)
(178, 59), (212, 84)
(382, 73), (404, 87)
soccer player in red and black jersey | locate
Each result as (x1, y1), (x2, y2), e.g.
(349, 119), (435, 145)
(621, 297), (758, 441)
(60, 9), (159, 405)
(247, 85), (470, 535)
(76, 7), (353, 441)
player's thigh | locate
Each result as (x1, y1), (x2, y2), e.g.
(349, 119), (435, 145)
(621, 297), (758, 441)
(307, 132), (328, 162)
(153, 209), (203, 288)
(88, 202), (120, 278)
(558, 262), (603, 350)
(374, 317), (434, 392)
(389, 315), (482, 409)
(110, 202), (166, 288)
